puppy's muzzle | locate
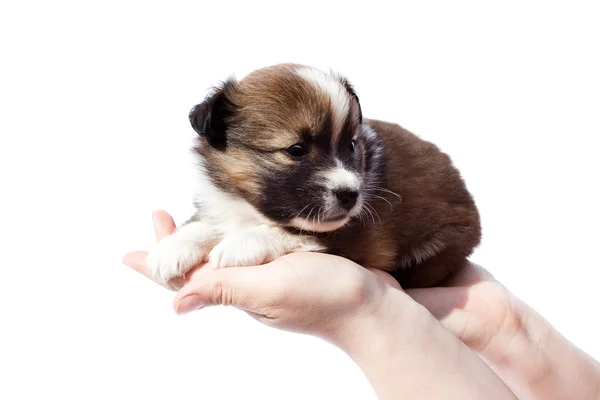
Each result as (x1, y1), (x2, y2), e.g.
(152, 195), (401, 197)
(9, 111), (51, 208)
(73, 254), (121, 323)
(334, 189), (358, 211)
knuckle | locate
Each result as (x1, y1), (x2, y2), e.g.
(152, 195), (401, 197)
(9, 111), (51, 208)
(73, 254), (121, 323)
(210, 279), (235, 306)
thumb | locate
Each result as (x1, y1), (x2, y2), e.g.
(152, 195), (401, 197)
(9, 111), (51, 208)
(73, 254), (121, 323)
(173, 265), (279, 315)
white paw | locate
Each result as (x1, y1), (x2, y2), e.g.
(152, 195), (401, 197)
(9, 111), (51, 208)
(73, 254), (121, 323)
(208, 227), (287, 269)
(146, 234), (211, 284)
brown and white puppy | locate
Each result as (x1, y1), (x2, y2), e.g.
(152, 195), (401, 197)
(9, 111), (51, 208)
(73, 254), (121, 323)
(147, 64), (481, 288)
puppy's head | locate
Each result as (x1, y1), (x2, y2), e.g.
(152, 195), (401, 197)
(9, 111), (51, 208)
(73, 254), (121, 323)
(190, 64), (382, 232)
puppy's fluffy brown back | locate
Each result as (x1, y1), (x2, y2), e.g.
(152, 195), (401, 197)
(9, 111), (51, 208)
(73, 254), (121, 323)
(312, 119), (481, 288)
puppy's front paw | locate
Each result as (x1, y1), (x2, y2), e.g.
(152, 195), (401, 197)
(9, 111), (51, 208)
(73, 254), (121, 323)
(208, 226), (286, 269)
(146, 234), (211, 285)
(207, 225), (325, 269)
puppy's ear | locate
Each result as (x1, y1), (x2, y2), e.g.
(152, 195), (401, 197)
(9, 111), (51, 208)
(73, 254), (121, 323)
(341, 78), (363, 124)
(189, 79), (237, 148)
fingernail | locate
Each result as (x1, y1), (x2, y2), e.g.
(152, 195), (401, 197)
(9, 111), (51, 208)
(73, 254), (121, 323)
(175, 295), (204, 315)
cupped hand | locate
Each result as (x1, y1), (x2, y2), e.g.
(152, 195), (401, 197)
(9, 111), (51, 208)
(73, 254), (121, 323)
(123, 210), (518, 359)
(123, 210), (403, 342)
(124, 211), (599, 400)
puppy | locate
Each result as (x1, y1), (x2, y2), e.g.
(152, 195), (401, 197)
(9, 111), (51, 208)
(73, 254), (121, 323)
(147, 64), (481, 288)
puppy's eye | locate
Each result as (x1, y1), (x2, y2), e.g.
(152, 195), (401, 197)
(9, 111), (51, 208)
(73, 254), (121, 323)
(285, 143), (308, 158)
(349, 139), (356, 153)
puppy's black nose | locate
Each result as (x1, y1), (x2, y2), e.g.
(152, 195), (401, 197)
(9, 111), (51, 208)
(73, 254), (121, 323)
(335, 190), (358, 210)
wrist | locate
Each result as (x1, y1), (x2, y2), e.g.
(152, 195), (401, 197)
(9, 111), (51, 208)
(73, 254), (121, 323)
(330, 285), (429, 358)
(484, 296), (600, 399)
(331, 285), (518, 399)
(475, 296), (551, 396)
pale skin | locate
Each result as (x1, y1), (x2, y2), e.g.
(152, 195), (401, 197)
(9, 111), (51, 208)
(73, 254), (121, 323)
(124, 210), (600, 400)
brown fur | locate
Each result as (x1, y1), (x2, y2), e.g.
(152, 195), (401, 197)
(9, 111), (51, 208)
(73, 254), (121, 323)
(193, 64), (337, 201)
(314, 119), (481, 287)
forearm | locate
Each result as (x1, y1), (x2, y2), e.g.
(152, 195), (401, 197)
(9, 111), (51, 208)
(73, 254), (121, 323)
(484, 297), (600, 400)
(335, 290), (517, 400)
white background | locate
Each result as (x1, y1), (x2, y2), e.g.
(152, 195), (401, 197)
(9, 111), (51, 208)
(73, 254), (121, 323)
(1, 1), (599, 399)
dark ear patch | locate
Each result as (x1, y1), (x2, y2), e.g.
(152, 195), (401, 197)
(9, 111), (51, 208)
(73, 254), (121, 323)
(189, 79), (237, 149)
(341, 77), (363, 124)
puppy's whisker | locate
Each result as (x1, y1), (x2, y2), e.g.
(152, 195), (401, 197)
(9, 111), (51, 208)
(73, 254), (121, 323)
(364, 201), (382, 227)
(295, 203), (311, 219)
(307, 205), (317, 227)
(369, 186), (403, 201)
(358, 208), (368, 225)
(369, 194), (393, 210)
(362, 203), (375, 225)
(294, 203), (313, 234)
(365, 205), (377, 227)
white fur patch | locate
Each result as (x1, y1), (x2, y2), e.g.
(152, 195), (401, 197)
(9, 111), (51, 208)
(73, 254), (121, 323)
(146, 220), (218, 284)
(289, 216), (351, 233)
(295, 66), (349, 140)
(317, 161), (360, 191)
(209, 225), (325, 268)
(147, 157), (325, 275)
(193, 159), (275, 231)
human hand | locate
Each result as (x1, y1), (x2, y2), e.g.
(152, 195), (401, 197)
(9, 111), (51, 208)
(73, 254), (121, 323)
(123, 211), (513, 349)
(124, 211), (598, 399)
(405, 263), (518, 364)
(123, 211), (518, 399)
(123, 211), (519, 356)
(406, 261), (600, 400)
(123, 210), (403, 344)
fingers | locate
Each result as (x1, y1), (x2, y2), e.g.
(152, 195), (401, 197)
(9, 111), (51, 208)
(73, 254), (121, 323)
(123, 250), (174, 290)
(121, 249), (198, 291)
(122, 210), (179, 290)
(122, 210), (176, 277)
(152, 210), (177, 241)
(173, 265), (278, 315)
(123, 251), (151, 277)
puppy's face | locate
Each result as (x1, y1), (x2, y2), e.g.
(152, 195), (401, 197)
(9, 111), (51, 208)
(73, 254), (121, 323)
(190, 64), (382, 232)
